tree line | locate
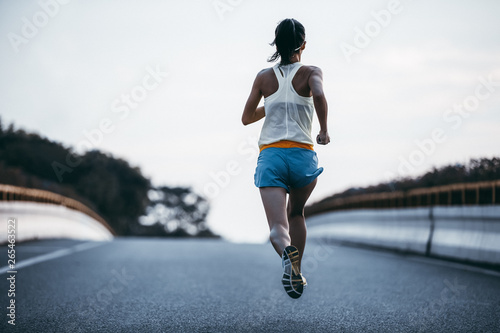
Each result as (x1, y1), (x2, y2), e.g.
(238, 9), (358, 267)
(315, 157), (500, 204)
(0, 118), (217, 238)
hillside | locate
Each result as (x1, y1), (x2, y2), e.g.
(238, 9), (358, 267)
(0, 118), (215, 237)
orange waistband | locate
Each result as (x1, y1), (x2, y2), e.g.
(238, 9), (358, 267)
(259, 140), (314, 152)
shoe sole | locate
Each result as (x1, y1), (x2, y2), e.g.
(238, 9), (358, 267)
(282, 246), (303, 299)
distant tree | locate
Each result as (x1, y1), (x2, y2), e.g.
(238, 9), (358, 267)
(469, 158), (500, 181)
(137, 186), (213, 237)
(71, 150), (151, 235)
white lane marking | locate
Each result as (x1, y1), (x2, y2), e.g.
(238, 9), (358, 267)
(0, 241), (108, 274)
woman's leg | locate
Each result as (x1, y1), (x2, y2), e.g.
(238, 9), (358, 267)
(259, 187), (289, 256)
(287, 178), (317, 270)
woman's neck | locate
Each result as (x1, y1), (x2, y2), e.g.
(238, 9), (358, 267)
(281, 55), (301, 66)
(290, 53), (301, 63)
(286, 52), (301, 65)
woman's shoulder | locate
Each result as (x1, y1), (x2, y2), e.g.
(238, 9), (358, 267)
(257, 67), (276, 77)
(297, 65), (323, 82)
(300, 64), (322, 73)
(255, 67), (277, 84)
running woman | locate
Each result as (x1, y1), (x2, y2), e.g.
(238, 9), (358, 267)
(242, 18), (330, 298)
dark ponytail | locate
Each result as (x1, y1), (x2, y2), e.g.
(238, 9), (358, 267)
(268, 18), (306, 65)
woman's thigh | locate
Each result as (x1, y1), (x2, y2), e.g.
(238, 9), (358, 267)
(259, 186), (288, 229)
(288, 178), (317, 216)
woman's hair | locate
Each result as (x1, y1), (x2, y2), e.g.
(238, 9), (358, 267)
(268, 18), (306, 65)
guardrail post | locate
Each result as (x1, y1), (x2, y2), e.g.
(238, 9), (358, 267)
(493, 183), (496, 204)
(425, 206), (435, 257)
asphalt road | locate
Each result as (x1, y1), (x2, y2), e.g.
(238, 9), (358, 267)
(1, 238), (499, 332)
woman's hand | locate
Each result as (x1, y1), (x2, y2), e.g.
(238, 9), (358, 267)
(316, 130), (330, 145)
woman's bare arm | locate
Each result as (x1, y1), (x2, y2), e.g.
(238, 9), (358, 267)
(308, 67), (330, 145)
(242, 73), (265, 126)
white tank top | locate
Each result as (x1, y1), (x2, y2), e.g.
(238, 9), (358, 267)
(258, 62), (315, 147)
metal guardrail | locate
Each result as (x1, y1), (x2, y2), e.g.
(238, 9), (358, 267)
(306, 180), (500, 217)
(0, 184), (115, 235)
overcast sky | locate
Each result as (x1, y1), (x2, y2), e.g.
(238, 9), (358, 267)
(1, 0), (499, 243)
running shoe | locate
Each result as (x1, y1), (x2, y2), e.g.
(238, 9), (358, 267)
(281, 245), (304, 299)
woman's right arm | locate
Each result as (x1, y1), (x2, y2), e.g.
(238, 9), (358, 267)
(309, 67), (330, 145)
(242, 72), (265, 126)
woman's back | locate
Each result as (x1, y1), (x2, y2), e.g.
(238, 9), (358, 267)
(259, 64), (315, 99)
(258, 62), (315, 147)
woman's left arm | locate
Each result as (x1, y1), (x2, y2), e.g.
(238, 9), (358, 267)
(242, 73), (265, 125)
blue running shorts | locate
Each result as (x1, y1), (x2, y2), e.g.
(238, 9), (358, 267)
(254, 148), (323, 192)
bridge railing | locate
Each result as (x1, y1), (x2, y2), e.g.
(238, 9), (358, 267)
(306, 180), (500, 217)
(0, 184), (115, 235)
